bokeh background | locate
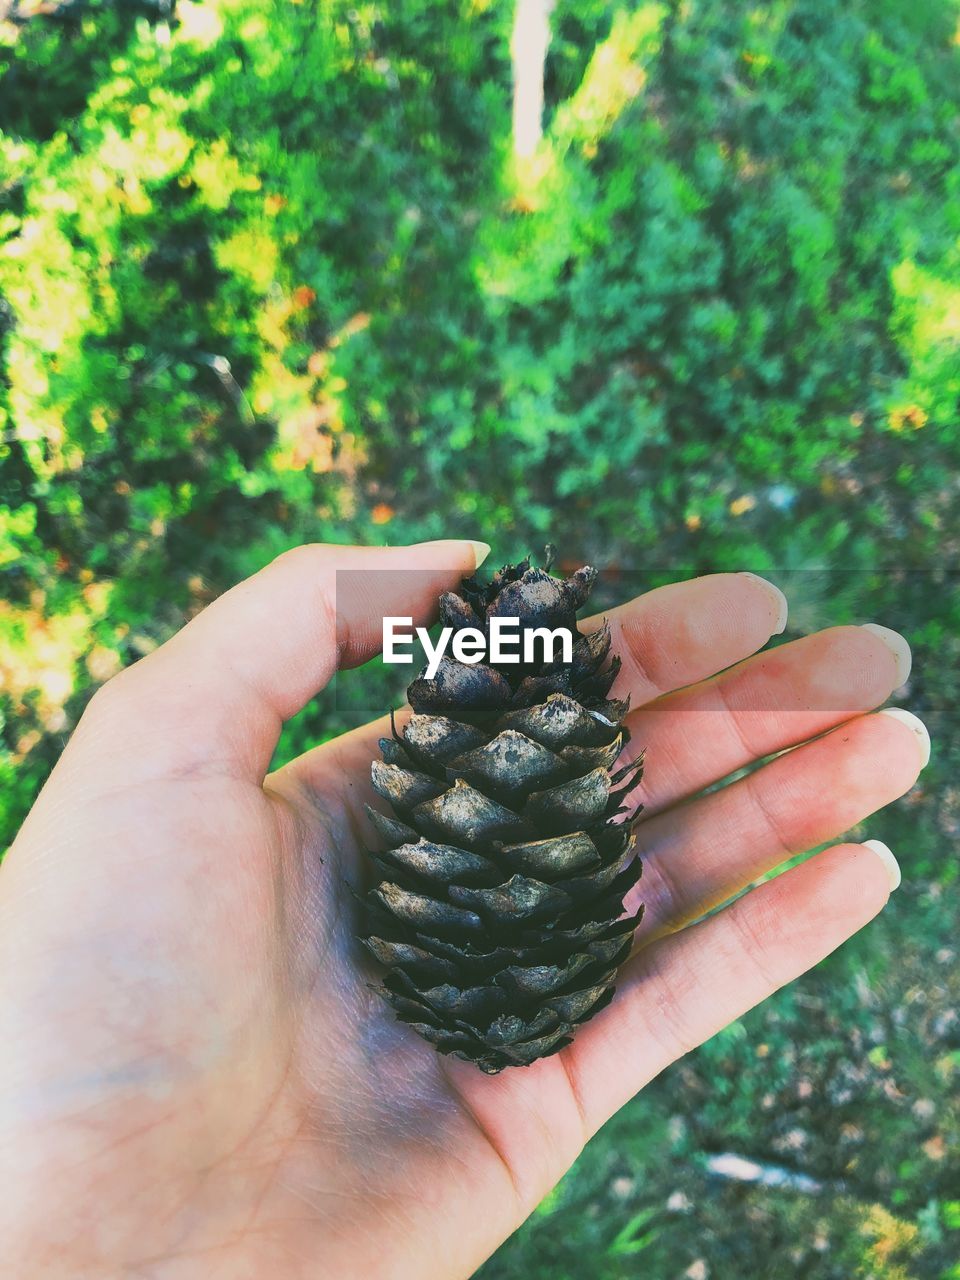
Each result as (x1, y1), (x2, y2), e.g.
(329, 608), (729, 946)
(2, 0), (959, 1275)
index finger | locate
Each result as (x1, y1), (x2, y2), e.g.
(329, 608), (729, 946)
(301, 570), (790, 822)
(582, 570), (788, 704)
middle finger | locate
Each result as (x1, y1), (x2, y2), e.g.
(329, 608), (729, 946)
(624, 624), (910, 817)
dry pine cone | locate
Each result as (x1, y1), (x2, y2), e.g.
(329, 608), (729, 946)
(360, 555), (644, 1073)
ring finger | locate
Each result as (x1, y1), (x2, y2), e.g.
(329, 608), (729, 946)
(629, 704), (930, 945)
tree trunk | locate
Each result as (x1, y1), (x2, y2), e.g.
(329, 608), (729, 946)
(510, 0), (556, 157)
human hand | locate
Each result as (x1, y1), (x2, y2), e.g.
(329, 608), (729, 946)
(0, 542), (930, 1279)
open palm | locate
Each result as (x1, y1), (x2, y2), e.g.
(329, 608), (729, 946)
(0, 541), (929, 1280)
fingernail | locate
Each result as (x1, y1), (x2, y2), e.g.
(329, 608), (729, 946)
(466, 540), (491, 570)
(862, 839), (901, 891)
(862, 624), (912, 686)
(739, 572), (788, 634)
(879, 707), (931, 768)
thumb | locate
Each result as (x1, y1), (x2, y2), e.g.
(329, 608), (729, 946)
(70, 539), (491, 785)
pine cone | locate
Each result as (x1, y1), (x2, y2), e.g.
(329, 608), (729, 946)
(360, 555), (644, 1074)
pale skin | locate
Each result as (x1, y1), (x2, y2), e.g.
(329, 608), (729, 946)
(0, 540), (930, 1280)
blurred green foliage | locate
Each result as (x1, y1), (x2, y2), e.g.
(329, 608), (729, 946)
(2, 0), (959, 1275)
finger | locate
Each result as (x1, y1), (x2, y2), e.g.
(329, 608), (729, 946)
(566, 840), (898, 1137)
(289, 570), (792, 812)
(626, 623), (911, 816)
(632, 707), (930, 941)
(74, 540), (488, 783)
(582, 571), (788, 706)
